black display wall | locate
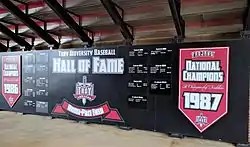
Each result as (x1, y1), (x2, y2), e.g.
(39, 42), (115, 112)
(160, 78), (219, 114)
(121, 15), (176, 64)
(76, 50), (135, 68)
(0, 39), (249, 144)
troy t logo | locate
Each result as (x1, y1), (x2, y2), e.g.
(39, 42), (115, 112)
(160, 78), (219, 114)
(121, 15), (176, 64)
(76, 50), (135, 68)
(73, 76), (96, 105)
(196, 113), (208, 127)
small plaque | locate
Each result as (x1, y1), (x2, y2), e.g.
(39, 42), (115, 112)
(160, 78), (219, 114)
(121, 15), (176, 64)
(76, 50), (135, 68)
(127, 95), (147, 109)
(150, 64), (172, 74)
(129, 48), (148, 57)
(24, 100), (36, 108)
(128, 80), (148, 88)
(150, 80), (171, 95)
(128, 64), (148, 74)
(36, 90), (49, 96)
(36, 77), (49, 87)
(36, 101), (48, 113)
(150, 47), (172, 56)
(36, 52), (49, 63)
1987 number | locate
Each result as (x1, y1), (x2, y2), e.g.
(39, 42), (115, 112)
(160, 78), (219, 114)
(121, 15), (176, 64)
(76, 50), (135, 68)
(183, 92), (222, 111)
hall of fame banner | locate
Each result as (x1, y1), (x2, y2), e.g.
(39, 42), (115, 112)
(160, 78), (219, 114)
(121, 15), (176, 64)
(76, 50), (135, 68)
(51, 49), (125, 123)
(178, 47), (229, 133)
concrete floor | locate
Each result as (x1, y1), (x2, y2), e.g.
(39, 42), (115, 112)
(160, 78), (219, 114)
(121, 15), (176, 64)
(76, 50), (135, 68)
(0, 111), (234, 147)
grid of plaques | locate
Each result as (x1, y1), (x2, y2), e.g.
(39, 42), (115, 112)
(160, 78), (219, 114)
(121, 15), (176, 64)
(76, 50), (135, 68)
(127, 46), (173, 110)
(127, 48), (149, 109)
(148, 47), (172, 95)
(22, 52), (49, 113)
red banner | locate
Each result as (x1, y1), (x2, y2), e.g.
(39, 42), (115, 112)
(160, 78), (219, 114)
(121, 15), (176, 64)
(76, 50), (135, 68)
(2, 56), (21, 108)
(178, 47), (229, 133)
(52, 99), (124, 122)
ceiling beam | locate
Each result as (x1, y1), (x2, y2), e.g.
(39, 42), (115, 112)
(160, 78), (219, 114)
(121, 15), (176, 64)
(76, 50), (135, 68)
(168, 0), (185, 39)
(0, 23), (32, 51)
(0, 42), (8, 52)
(100, 0), (134, 44)
(44, 0), (93, 46)
(0, 36), (9, 41)
(0, 0), (59, 49)
(243, 0), (250, 30)
(0, 19), (16, 25)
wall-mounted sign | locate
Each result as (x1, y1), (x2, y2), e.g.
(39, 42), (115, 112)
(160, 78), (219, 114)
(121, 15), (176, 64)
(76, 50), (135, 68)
(51, 49), (124, 75)
(127, 95), (147, 109)
(178, 47), (229, 133)
(52, 76), (124, 122)
(2, 56), (21, 107)
(150, 80), (171, 95)
(128, 80), (148, 89)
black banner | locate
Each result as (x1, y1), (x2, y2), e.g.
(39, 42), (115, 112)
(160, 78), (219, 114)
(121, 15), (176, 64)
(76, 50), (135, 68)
(0, 40), (248, 144)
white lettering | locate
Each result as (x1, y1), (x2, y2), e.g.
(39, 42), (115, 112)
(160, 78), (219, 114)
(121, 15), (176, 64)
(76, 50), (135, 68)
(52, 58), (76, 73)
(59, 51), (69, 57)
(76, 86), (93, 95)
(92, 108), (104, 116)
(185, 60), (220, 71)
(69, 50), (93, 57)
(92, 57), (124, 74)
(3, 70), (19, 76)
(182, 71), (224, 82)
(192, 50), (215, 58)
(183, 60), (224, 82)
(4, 84), (18, 94)
(67, 104), (81, 116)
(77, 59), (90, 73)
(184, 92), (222, 111)
(66, 104), (105, 117)
(4, 64), (17, 70)
(4, 57), (17, 62)
(94, 49), (116, 56)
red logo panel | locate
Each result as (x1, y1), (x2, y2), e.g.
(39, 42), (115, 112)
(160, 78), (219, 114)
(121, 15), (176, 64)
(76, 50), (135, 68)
(52, 76), (124, 123)
(178, 47), (229, 133)
(2, 56), (21, 108)
(52, 99), (124, 122)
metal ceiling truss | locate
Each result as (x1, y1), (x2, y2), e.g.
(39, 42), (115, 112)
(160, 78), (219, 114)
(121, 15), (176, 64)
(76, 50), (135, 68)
(100, 0), (134, 45)
(0, 19), (35, 49)
(0, 21), (11, 52)
(0, 0), (59, 49)
(29, 15), (65, 45)
(62, 2), (95, 44)
(168, 0), (185, 43)
(0, 41), (8, 52)
(243, 0), (250, 30)
(241, 0), (250, 38)
(29, 15), (48, 31)
(0, 22), (32, 51)
(13, 24), (35, 47)
(0, 18), (32, 51)
(44, 0), (94, 47)
(62, 0), (82, 26)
